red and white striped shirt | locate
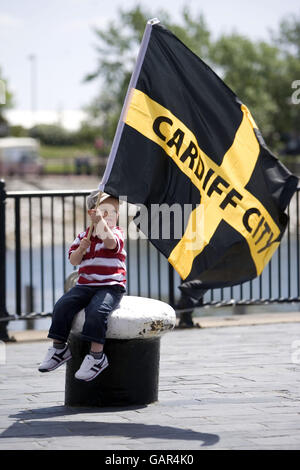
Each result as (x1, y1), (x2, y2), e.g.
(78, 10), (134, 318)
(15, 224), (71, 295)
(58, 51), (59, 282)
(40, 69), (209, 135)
(68, 226), (126, 289)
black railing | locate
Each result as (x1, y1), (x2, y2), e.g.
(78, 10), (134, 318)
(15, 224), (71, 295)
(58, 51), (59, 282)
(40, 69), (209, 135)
(0, 180), (299, 335)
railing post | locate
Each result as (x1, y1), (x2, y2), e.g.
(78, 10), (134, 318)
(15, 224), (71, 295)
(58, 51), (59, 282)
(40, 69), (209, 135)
(168, 264), (175, 307)
(0, 180), (10, 341)
(15, 196), (21, 315)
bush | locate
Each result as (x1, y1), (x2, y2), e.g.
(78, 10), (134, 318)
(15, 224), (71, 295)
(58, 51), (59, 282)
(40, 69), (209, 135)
(29, 124), (76, 146)
(10, 125), (29, 137)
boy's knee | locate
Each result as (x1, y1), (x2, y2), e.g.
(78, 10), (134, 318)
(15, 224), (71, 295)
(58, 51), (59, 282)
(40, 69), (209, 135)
(86, 300), (112, 316)
(53, 297), (68, 316)
(52, 302), (63, 317)
(84, 310), (107, 326)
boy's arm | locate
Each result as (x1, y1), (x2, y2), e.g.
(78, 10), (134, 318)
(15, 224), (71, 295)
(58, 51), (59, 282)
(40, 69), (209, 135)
(69, 238), (91, 265)
(90, 210), (117, 250)
(97, 219), (117, 250)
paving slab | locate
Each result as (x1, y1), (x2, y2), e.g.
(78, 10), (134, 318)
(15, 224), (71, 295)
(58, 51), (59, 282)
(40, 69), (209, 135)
(0, 321), (300, 450)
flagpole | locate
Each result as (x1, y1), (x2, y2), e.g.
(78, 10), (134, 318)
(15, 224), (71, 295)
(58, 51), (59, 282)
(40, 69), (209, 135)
(98, 18), (160, 192)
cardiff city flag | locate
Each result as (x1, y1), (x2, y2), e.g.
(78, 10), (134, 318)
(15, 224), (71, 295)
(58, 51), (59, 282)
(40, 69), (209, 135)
(99, 19), (298, 299)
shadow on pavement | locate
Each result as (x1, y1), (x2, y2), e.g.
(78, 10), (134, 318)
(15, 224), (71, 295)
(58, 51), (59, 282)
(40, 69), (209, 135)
(2, 406), (220, 447)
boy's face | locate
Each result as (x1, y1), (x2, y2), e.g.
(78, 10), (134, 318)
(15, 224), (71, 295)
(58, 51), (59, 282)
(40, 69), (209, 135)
(97, 197), (119, 228)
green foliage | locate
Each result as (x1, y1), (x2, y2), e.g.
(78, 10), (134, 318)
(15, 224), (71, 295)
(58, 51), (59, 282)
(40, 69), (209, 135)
(29, 124), (75, 146)
(73, 122), (102, 147)
(0, 66), (13, 111)
(28, 123), (101, 148)
(39, 145), (94, 160)
(209, 35), (293, 144)
(84, 4), (212, 144)
(0, 66), (13, 136)
(10, 125), (29, 137)
(84, 5), (300, 152)
(204, 18), (300, 147)
(272, 13), (300, 58)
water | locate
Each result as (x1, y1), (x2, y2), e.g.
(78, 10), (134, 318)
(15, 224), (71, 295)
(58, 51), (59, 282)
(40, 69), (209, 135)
(5, 234), (300, 332)
(5, 239), (171, 331)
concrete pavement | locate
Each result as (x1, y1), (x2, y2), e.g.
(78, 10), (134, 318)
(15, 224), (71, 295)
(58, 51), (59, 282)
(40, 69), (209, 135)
(0, 319), (300, 450)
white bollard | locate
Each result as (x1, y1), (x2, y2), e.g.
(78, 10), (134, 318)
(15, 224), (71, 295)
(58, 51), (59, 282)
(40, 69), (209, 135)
(65, 290), (176, 407)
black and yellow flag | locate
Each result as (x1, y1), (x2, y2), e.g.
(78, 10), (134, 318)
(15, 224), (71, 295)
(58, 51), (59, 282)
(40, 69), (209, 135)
(99, 20), (298, 299)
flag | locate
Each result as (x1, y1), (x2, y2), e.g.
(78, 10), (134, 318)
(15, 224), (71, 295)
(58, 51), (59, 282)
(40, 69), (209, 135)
(99, 20), (298, 300)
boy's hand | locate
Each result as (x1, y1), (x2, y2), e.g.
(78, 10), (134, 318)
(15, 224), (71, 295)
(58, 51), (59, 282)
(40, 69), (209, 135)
(89, 209), (101, 225)
(79, 237), (91, 252)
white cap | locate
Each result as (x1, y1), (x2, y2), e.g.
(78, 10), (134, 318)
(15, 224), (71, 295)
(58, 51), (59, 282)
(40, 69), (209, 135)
(86, 191), (115, 210)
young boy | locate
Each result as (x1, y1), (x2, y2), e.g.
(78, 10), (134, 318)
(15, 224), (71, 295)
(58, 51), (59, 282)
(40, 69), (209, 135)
(38, 191), (126, 381)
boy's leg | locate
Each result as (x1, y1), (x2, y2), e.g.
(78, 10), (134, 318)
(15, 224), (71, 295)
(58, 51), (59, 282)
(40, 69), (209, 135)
(48, 285), (95, 342)
(80, 286), (123, 344)
(75, 286), (123, 381)
(39, 286), (97, 373)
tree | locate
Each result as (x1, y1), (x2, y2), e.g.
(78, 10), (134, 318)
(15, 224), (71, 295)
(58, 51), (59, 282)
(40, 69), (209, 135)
(29, 124), (75, 146)
(84, 4), (211, 146)
(270, 14), (300, 142)
(0, 66), (13, 137)
(84, 5), (300, 151)
(272, 13), (300, 59)
(209, 34), (295, 146)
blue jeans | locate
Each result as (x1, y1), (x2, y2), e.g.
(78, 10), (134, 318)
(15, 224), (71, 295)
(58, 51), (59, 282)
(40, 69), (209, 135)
(48, 284), (124, 344)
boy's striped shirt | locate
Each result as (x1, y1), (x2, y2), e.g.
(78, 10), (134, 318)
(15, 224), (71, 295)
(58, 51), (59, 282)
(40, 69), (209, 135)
(68, 226), (126, 289)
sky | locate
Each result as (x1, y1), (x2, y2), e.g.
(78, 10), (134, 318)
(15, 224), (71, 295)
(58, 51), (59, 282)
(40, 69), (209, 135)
(1, 0), (300, 129)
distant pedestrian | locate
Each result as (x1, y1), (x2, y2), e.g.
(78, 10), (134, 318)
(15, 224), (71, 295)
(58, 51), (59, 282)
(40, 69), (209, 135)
(38, 191), (126, 381)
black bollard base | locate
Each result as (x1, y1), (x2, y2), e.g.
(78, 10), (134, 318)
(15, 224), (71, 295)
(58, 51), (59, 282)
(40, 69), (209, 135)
(65, 332), (161, 407)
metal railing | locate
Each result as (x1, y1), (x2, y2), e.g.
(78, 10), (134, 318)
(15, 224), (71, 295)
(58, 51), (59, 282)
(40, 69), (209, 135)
(0, 180), (299, 337)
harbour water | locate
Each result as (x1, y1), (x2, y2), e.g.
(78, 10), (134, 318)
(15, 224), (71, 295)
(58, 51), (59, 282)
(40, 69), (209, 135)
(6, 235), (300, 332)
(3, 176), (299, 332)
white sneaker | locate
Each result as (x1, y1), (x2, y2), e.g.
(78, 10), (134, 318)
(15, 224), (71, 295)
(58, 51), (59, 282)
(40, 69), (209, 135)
(38, 344), (72, 372)
(75, 353), (109, 382)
